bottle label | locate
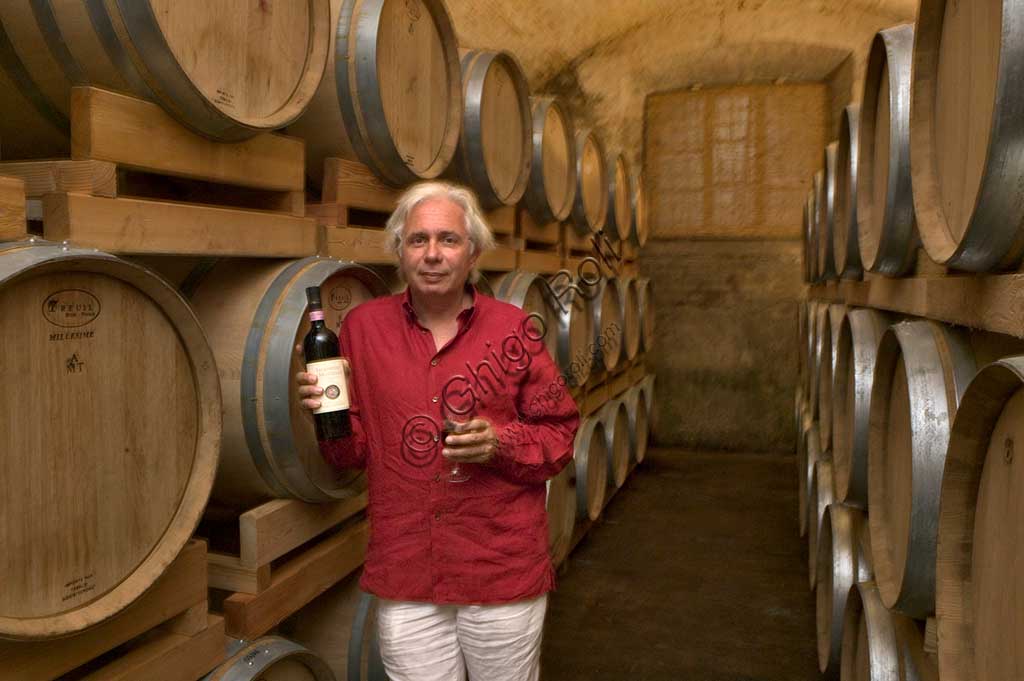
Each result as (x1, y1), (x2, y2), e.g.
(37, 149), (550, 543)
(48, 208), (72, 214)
(309, 310), (325, 322)
(307, 358), (350, 414)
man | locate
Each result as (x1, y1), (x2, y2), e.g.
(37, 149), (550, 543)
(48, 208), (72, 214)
(295, 181), (580, 680)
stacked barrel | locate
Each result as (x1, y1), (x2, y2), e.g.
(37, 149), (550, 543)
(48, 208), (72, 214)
(0, 1), (654, 678)
(798, 4), (1024, 680)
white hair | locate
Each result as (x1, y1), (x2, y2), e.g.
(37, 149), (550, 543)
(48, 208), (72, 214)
(385, 181), (496, 283)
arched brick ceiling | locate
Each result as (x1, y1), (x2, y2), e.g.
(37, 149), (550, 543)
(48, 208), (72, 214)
(446, 0), (917, 168)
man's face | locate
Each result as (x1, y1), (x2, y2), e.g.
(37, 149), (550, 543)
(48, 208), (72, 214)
(400, 198), (478, 299)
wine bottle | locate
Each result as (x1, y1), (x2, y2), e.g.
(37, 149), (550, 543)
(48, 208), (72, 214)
(303, 286), (351, 440)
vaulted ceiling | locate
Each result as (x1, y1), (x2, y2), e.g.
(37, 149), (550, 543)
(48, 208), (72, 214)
(446, 0), (917, 168)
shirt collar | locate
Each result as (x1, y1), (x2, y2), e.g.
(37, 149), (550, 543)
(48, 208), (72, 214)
(401, 283), (479, 330)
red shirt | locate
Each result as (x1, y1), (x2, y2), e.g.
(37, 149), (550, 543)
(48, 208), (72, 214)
(319, 285), (580, 604)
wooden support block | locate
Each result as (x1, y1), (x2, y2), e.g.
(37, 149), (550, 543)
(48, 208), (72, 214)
(207, 553), (272, 594)
(810, 274), (1024, 339)
(924, 617), (937, 655)
(240, 491), (368, 567)
(0, 160), (117, 199)
(628, 358), (646, 385)
(0, 176), (27, 240)
(518, 207), (561, 245)
(322, 158), (398, 211)
(78, 614), (226, 681)
(160, 600), (212, 637)
(485, 204), (517, 236)
(583, 382), (609, 416)
(518, 249), (563, 274)
(71, 87), (304, 192)
(477, 245), (517, 272)
(43, 193), (317, 257)
(223, 520), (369, 640)
(608, 368), (632, 398)
(561, 223), (592, 252)
(0, 541), (207, 681)
(322, 226), (395, 263)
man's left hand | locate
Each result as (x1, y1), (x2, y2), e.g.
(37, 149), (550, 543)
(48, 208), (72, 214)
(442, 418), (500, 464)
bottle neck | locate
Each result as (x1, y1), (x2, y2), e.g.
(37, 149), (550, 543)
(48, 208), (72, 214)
(308, 308), (325, 326)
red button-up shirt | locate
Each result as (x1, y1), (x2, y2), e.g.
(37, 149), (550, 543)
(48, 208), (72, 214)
(319, 285), (580, 604)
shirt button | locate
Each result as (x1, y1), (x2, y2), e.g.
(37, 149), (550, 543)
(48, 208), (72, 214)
(434, 473), (441, 482)
(431, 396), (439, 403)
(433, 434), (439, 442)
(431, 359), (438, 366)
(434, 511), (441, 521)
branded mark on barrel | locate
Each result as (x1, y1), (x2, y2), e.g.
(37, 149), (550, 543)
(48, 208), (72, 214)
(62, 572), (96, 602)
(43, 289), (100, 328)
(48, 330), (95, 342)
(329, 285), (353, 311)
(65, 353), (85, 374)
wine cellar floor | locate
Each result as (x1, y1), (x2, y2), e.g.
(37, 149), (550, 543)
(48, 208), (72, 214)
(542, 448), (816, 681)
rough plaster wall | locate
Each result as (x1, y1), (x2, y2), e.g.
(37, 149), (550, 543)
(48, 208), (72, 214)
(642, 84), (823, 451)
(447, 0), (917, 168)
(645, 83), (827, 240)
(644, 240), (803, 452)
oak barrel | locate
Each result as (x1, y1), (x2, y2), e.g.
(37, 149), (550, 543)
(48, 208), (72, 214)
(546, 459), (577, 566)
(451, 49), (532, 209)
(574, 414), (608, 521)
(288, 0), (462, 187)
(816, 503), (873, 679)
(640, 374), (657, 441)
(0, 240), (220, 640)
(623, 384), (650, 464)
(606, 154), (633, 242)
(799, 424), (823, 539)
(202, 637), (335, 681)
(493, 270), (560, 367)
(0, 0), (329, 155)
(857, 24), (919, 275)
(833, 308), (891, 507)
(841, 581), (938, 681)
(570, 128), (609, 235)
(346, 593), (387, 681)
(636, 277), (655, 353)
(911, 0), (1024, 272)
(868, 320), (975, 618)
(617, 277), (641, 361)
(185, 257), (389, 508)
(523, 96), (576, 224)
(834, 104), (863, 279)
(548, 271), (595, 386)
(809, 302), (829, 423)
(817, 141), (839, 281)
(279, 572), (364, 681)
(631, 172), (649, 247)
(598, 398), (630, 489)
(809, 457), (835, 590)
(803, 190), (815, 283)
(936, 356), (1024, 681)
(810, 172), (824, 282)
(818, 303), (848, 452)
(586, 276), (623, 372)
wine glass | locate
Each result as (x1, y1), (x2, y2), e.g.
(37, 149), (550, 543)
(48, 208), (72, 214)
(442, 407), (474, 484)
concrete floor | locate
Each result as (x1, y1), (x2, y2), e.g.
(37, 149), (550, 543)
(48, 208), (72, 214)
(541, 447), (818, 681)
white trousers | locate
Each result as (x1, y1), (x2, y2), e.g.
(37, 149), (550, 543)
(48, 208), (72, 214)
(376, 595), (548, 681)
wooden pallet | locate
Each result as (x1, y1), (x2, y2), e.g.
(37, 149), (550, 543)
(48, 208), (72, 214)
(808, 271), (1024, 339)
(515, 206), (562, 274)
(0, 176), (27, 240)
(0, 540), (211, 681)
(314, 158), (519, 270)
(61, 614), (225, 681)
(0, 87), (316, 257)
(220, 517), (369, 640)
(201, 492), (368, 595)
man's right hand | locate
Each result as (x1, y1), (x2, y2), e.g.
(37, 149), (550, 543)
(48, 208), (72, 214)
(294, 343), (351, 412)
